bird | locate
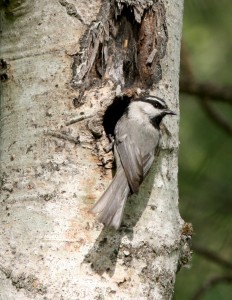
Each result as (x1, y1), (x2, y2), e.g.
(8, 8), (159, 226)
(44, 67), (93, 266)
(91, 95), (176, 229)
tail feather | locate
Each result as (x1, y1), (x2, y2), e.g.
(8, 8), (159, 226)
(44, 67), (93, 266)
(91, 168), (130, 229)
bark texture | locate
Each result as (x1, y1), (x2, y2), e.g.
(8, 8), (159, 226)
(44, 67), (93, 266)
(0, 0), (189, 299)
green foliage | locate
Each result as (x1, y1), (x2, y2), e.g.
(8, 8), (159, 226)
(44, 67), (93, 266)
(175, 0), (232, 299)
(183, 0), (232, 84)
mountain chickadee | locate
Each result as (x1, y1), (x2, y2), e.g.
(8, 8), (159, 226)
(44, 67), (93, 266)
(91, 96), (176, 229)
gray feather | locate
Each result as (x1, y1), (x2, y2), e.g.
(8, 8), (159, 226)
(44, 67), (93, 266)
(91, 97), (173, 230)
(115, 114), (158, 193)
(116, 135), (143, 193)
(91, 166), (130, 230)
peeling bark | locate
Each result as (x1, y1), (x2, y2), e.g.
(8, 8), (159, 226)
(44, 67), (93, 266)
(72, 0), (168, 92)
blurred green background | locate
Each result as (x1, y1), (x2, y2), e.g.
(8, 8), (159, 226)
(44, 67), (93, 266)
(174, 0), (232, 299)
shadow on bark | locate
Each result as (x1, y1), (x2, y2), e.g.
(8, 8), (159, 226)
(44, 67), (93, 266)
(82, 156), (159, 276)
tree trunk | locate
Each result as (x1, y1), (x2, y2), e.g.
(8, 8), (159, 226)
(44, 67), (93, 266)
(0, 1), (189, 299)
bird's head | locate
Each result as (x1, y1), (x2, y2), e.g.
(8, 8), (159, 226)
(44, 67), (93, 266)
(133, 95), (176, 128)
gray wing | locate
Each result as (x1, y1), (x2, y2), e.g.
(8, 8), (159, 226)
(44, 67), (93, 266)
(115, 116), (155, 194)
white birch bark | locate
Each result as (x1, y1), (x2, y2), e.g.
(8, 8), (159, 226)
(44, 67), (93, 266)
(0, 1), (189, 299)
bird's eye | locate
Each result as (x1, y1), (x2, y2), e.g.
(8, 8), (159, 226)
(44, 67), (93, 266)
(154, 102), (162, 109)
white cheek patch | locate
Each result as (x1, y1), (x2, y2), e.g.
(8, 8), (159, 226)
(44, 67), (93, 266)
(142, 102), (160, 116)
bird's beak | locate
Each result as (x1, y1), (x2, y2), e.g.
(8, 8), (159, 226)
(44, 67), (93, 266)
(164, 109), (176, 116)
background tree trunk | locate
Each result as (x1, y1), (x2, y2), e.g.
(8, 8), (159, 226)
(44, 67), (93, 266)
(0, 0), (188, 299)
